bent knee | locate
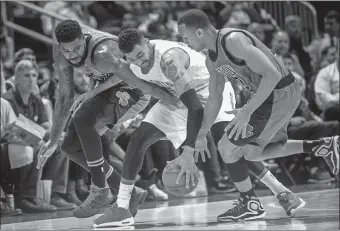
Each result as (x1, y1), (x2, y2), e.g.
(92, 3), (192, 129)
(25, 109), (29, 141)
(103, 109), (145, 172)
(218, 137), (242, 163)
(243, 145), (262, 161)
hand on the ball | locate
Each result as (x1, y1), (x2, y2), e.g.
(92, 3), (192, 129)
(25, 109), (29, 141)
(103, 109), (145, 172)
(167, 146), (199, 188)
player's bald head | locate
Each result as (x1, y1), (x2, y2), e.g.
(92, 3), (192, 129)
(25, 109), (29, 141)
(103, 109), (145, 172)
(177, 9), (211, 30)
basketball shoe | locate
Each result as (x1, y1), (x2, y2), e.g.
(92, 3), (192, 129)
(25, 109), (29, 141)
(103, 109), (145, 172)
(277, 191), (306, 217)
(93, 187), (148, 227)
(217, 195), (266, 222)
(73, 184), (114, 218)
(93, 203), (134, 228)
(313, 136), (339, 175)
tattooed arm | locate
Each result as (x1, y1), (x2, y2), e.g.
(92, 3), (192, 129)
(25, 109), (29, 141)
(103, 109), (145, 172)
(49, 45), (75, 145)
(92, 40), (179, 105)
(160, 47), (204, 148)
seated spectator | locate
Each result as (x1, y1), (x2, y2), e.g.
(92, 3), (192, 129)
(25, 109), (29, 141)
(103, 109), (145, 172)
(319, 45), (338, 69)
(5, 48), (37, 91)
(271, 31), (304, 77)
(284, 15), (313, 82)
(2, 60), (71, 212)
(0, 98), (23, 216)
(314, 60), (339, 121)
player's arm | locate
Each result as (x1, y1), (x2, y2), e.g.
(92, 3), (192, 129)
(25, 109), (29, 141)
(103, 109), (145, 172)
(93, 42), (179, 105)
(49, 46), (75, 144)
(225, 32), (282, 115)
(160, 48), (204, 148)
(199, 58), (226, 136)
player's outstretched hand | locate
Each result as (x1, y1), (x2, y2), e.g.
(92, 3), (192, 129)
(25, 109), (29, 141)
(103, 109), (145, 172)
(167, 146), (199, 189)
(37, 141), (58, 169)
(225, 108), (252, 140)
(194, 134), (211, 162)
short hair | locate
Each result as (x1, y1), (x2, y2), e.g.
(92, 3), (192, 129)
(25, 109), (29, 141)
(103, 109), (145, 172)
(325, 10), (339, 23)
(14, 60), (38, 75)
(55, 19), (82, 43)
(177, 9), (210, 29)
(118, 28), (144, 53)
(14, 48), (35, 65)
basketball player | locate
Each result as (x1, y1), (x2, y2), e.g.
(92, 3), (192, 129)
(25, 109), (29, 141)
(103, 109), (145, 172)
(36, 20), (181, 218)
(93, 28), (305, 228)
(176, 9), (339, 222)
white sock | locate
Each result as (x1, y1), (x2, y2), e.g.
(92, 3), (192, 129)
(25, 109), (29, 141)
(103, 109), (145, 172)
(260, 171), (290, 196)
(116, 182), (134, 209)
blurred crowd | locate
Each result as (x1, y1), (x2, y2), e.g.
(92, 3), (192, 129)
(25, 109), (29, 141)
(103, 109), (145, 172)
(1, 1), (339, 217)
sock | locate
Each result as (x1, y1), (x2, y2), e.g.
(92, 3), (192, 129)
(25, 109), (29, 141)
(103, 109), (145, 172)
(116, 181), (134, 209)
(260, 171), (290, 196)
(303, 140), (321, 153)
(87, 157), (106, 188)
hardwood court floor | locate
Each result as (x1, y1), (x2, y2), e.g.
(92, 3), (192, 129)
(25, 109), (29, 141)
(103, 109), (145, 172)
(1, 185), (339, 230)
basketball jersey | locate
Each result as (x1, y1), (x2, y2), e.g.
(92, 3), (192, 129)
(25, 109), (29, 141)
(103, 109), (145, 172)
(129, 40), (210, 100)
(70, 29), (139, 92)
(208, 28), (290, 94)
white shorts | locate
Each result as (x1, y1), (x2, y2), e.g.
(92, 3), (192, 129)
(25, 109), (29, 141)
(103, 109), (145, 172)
(143, 82), (235, 149)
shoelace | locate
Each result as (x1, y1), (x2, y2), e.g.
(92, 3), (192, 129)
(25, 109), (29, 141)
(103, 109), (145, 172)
(229, 196), (246, 214)
(80, 186), (100, 209)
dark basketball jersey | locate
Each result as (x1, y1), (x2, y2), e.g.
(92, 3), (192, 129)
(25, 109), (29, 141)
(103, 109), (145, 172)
(70, 29), (142, 94)
(208, 28), (290, 94)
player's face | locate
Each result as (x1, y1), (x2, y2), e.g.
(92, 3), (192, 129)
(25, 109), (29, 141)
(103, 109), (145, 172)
(60, 36), (85, 64)
(124, 39), (153, 68)
(272, 33), (289, 55)
(178, 24), (205, 51)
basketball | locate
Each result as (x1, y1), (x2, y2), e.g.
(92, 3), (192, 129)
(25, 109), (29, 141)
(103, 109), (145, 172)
(162, 163), (199, 197)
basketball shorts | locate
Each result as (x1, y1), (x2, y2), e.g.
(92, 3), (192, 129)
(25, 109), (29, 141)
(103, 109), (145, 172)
(220, 73), (301, 154)
(143, 82), (236, 149)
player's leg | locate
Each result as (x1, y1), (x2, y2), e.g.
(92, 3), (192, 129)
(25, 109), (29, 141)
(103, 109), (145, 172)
(61, 123), (147, 218)
(214, 132), (265, 222)
(94, 121), (166, 227)
(242, 84), (339, 175)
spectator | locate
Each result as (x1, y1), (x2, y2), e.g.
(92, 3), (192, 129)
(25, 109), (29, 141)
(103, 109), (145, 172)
(320, 45), (338, 69)
(5, 48), (37, 92)
(2, 60), (72, 212)
(314, 60), (339, 121)
(323, 11), (339, 48)
(271, 31), (304, 77)
(284, 15), (313, 81)
(0, 98), (23, 216)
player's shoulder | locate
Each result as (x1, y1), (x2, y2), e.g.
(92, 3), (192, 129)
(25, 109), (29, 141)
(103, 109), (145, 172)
(91, 38), (123, 65)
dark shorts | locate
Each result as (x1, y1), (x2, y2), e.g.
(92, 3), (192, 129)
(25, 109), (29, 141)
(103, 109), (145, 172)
(67, 86), (149, 135)
(224, 73), (301, 149)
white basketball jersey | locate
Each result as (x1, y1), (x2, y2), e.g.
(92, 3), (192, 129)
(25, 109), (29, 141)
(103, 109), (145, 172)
(129, 40), (210, 99)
